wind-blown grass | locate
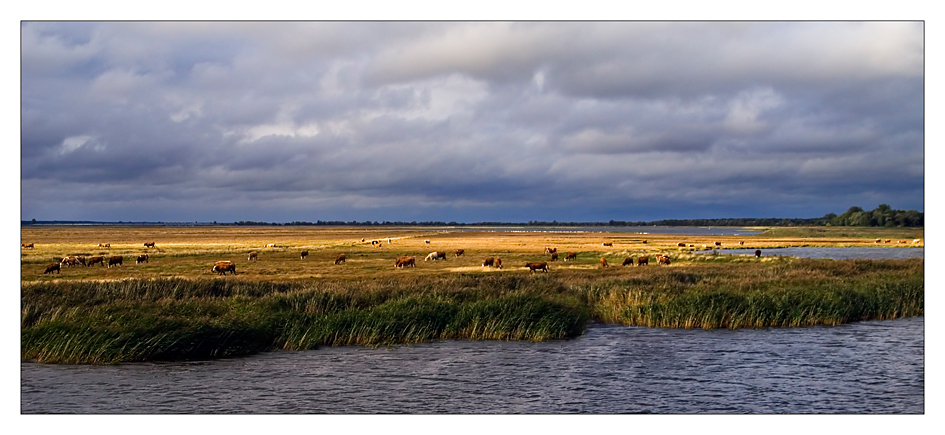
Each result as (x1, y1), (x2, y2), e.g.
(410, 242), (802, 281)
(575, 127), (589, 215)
(22, 258), (922, 364)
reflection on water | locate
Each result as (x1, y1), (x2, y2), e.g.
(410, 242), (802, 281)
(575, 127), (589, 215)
(21, 317), (923, 414)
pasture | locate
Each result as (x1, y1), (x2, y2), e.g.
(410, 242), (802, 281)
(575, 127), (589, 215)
(19, 225), (923, 282)
(21, 225), (923, 363)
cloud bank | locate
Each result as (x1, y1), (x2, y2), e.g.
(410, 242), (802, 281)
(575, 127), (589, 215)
(21, 21), (924, 222)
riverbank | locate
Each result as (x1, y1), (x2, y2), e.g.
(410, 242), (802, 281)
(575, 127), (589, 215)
(22, 258), (923, 364)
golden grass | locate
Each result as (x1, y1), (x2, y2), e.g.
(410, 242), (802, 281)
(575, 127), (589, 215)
(20, 225), (922, 283)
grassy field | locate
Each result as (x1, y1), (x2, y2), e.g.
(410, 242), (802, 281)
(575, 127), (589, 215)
(20, 225), (923, 282)
(20, 225), (924, 363)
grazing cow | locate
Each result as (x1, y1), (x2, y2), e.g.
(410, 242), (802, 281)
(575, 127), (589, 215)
(335, 253), (347, 264)
(526, 262), (549, 272)
(87, 256), (104, 266)
(657, 255), (670, 265)
(715, 241), (721, 247)
(564, 252), (577, 261)
(883, 239), (891, 243)
(897, 240), (907, 244)
(136, 254), (149, 264)
(677, 243), (686, 247)
(212, 261), (236, 275)
(75, 256), (87, 266)
(22, 243), (34, 249)
(602, 242), (613, 247)
(600, 257), (609, 267)
(248, 251), (258, 261)
(144, 242), (155, 248)
(425, 240), (431, 244)
(622, 257), (633, 266)
(544, 247), (557, 254)
(395, 256), (416, 268)
(493, 258), (503, 269)
(455, 249), (465, 257)
(755, 249), (762, 258)
(875, 239), (882, 243)
(550, 252), (559, 261)
(425, 251), (447, 261)
(44, 263), (60, 274)
(913, 239), (922, 244)
(99, 243), (110, 248)
(300, 250), (309, 260)
(688, 244), (695, 248)
(60, 256), (77, 268)
(482, 257), (495, 267)
(641, 240), (647, 244)
(739, 241), (744, 246)
(266, 243), (277, 248)
(107, 256), (123, 267)
(637, 256), (648, 266)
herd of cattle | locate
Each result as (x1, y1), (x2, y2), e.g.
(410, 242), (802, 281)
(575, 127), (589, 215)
(40, 234), (892, 276)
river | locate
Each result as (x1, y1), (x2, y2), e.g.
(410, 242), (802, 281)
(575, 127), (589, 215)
(21, 316), (923, 414)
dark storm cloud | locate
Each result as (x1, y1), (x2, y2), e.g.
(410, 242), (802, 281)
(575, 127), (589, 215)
(20, 21), (924, 222)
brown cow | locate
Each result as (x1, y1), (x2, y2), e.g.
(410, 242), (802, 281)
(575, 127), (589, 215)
(144, 242), (156, 248)
(212, 261), (236, 275)
(738, 241), (744, 246)
(87, 256), (104, 266)
(755, 249), (762, 258)
(875, 239), (882, 243)
(300, 250), (309, 260)
(60, 256), (79, 267)
(335, 253), (347, 264)
(136, 254), (149, 264)
(22, 243), (34, 249)
(395, 256), (416, 268)
(526, 261), (549, 272)
(544, 247), (557, 254)
(884, 239), (891, 243)
(550, 252), (559, 261)
(677, 243), (686, 247)
(913, 239), (923, 244)
(248, 251), (258, 261)
(107, 256), (123, 267)
(425, 240), (431, 244)
(898, 240), (907, 244)
(602, 242), (613, 247)
(564, 252), (577, 261)
(265, 243), (277, 248)
(657, 255), (670, 265)
(455, 249), (465, 257)
(44, 263), (60, 274)
(600, 257), (609, 267)
(641, 240), (647, 244)
(98, 243), (110, 248)
(622, 257), (633, 266)
(715, 241), (721, 246)
(493, 258), (502, 269)
(637, 256), (648, 266)
(482, 257), (495, 267)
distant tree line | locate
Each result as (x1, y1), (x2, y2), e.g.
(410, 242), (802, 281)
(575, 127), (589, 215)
(819, 204), (923, 227)
(24, 204), (923, 227)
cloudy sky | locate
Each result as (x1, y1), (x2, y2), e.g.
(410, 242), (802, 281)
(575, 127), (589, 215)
(19, 20), (925, 223)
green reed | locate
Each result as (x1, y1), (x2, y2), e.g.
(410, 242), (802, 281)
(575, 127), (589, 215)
(22, 258), (922, 363)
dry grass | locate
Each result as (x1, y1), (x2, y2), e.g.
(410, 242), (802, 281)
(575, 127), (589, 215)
(20, 225), (923, 283)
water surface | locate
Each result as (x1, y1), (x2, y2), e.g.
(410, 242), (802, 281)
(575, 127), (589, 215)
(21, 317), (923, 414)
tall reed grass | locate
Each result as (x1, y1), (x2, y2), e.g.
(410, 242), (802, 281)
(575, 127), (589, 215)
(22, 258), (922, 363)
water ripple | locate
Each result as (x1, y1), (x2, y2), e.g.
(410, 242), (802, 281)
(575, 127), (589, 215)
(22, 317), (923, 414)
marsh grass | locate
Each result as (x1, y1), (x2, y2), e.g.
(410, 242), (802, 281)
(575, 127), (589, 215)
(22, 258), (922, 363)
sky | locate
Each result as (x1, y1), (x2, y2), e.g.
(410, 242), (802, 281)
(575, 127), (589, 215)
(19, 20), (925, 223)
